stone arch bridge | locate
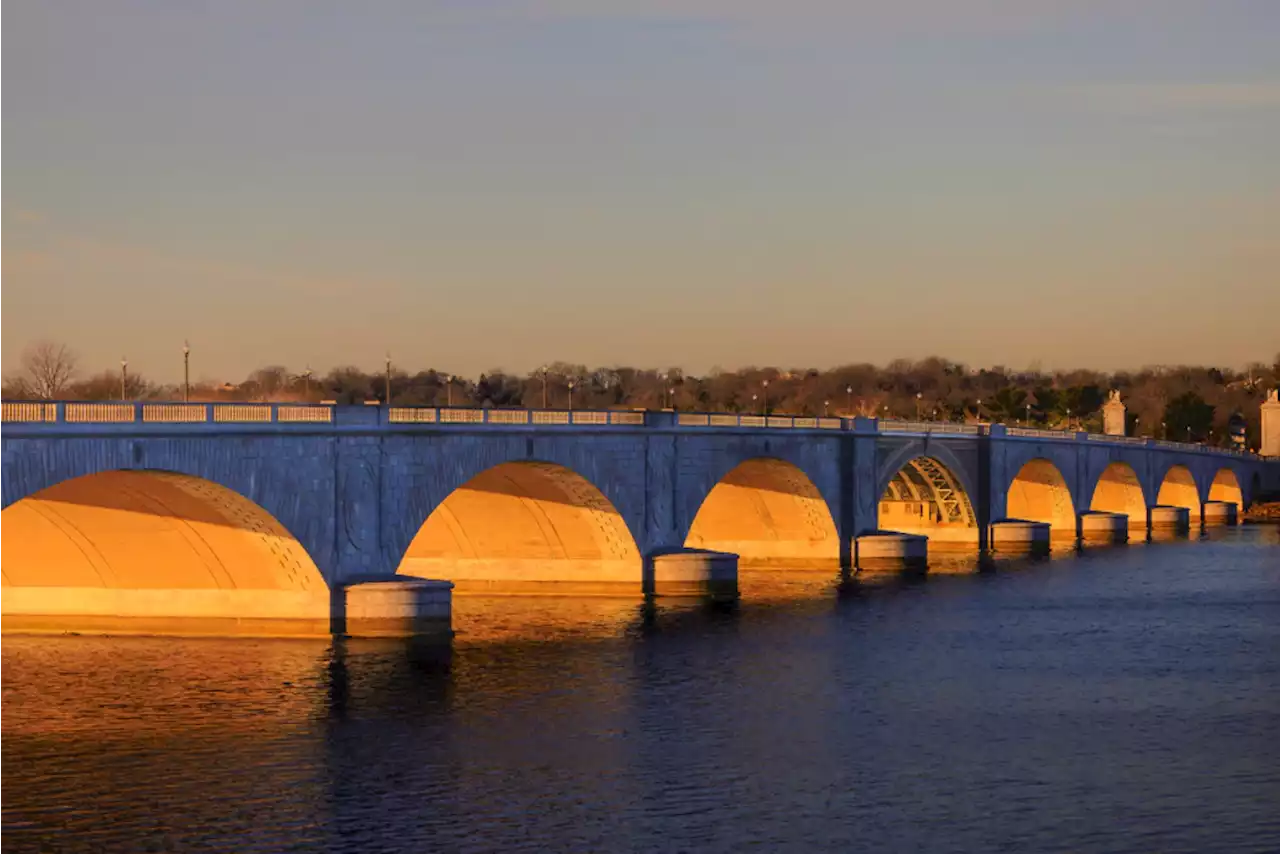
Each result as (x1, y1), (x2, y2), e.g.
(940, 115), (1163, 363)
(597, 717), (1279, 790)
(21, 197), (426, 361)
(3, 402), (1276, 634)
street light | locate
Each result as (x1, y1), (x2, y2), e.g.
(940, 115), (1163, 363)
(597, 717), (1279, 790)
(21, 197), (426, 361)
(446, 375), (454, 408)
(384, 353), (392, 405)
(182, 341), (190, 402)
(568, 380), (576, 411)
(669, 386), (676, 412)
(541, 366), (549, 410)
(916, 391), (923, 420)
(846, 385), (853, 415)
(120, 357), (128, 401)
(975, 399), (983, 422)
(823, 399), (830, 417)
(1024, 402), (1031, 426)
(1065, 406), (1072, 430)
(762, 379), (770, 416)
(301, 366), (313, 401)
(752, 393), (759, 414)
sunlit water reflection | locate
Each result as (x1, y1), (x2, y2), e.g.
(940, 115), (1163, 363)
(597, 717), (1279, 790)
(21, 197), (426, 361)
(4, 526), (1279, 853)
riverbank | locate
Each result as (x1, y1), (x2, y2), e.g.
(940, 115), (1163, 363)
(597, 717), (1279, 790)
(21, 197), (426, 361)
(1244, 501), (1280, 522)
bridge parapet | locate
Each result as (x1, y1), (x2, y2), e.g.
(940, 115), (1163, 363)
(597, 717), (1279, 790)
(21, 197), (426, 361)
(0, 400), (1260, 460)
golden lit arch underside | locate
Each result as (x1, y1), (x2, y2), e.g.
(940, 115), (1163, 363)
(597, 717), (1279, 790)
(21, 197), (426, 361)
(397, 461), (641, 592)
(0, 471), (329, 635)
(683, 458), (839, 570)
(1156, 465), (1201, 521)
(1208, 468), (1243, 511)
(879, 456), (978, 546)
(1089, 462), (1148, 528)
(1006, 459), (1076, 535)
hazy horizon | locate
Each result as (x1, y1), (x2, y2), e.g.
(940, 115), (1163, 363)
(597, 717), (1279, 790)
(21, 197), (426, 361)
(5, 1), (1278, 383)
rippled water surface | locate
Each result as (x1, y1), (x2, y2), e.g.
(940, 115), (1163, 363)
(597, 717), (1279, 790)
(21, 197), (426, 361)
(4, 527), (1279, 853)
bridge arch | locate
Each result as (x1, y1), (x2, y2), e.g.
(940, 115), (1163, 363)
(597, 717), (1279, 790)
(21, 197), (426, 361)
(0, 470), (330, 634)
(877, 455), (978, 545)
(1006, 458), (1076, 534)
(1208, 468), (1244, 511)
(395, 460), (642, 589)
(683, 457), (840, 569)
(1156, 464), (1201, 521)
(1089, 462), (1148, 526)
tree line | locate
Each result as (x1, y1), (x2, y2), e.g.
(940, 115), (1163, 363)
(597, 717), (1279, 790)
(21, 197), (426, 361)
(5, 342), (1278, 449)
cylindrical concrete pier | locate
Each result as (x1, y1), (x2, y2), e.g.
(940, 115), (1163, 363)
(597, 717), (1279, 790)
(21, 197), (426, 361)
(1202, 501), (1238, 526)
(340, 578), (453, 639)
(989, 520), (1052, 555)
(648, 549), (739, 602)
(1149, 505), (1191, 534)
(1079, 511), (1129, 545)
(854, 532), (928, 571)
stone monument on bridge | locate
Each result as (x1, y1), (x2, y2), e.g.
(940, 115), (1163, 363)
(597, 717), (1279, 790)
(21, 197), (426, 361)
(1263, 389), (1280, 458)
(1103, 390), (1127, 436)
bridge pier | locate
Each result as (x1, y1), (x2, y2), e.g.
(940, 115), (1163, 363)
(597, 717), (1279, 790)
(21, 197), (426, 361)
(646, 549), (738, 602)
(337, 578), (453, 639)
(854, 532), (928, 571)
(1078, 511), (1128, 545)
(989, 520), (1051, 556)
(1202, 500), (1238, 526)
(1149, 505), (1191, 534)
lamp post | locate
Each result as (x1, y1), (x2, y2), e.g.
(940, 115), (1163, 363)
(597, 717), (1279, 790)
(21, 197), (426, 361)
(568, 380), (575, 412)
(660, 373), (668, 410)
(383, 354), (392, 405)
(541, 366), (548, 409)
(1161, 420), (1166, 440)
(823, 399), (830, 417)
(301, 367), (312, 401)
(916, 391), (923, 420)
(975, 398), (983, 422)
(182, 341), (190, 402)
(446, 375), (454, 408)
(762, 379), (770, 416)
(120, 357), (128, 401)
(752, 393), (759, 414)
(1065, 407), (1072, 430)
(846, 385), (853, 415)
(1186, 425), (1191, 443)
(669, 386), (676, 412)
(1024, 402), (1031, 426)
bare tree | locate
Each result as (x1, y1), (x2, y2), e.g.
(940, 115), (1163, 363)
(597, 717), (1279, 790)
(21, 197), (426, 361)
(16, 341), (78, 399)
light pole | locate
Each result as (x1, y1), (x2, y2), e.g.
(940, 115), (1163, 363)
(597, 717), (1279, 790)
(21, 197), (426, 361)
(1186, 425), (1191, 442)
(762, 379), (770, 416)
(660, 373), (668, 409)
(916, 391), (923, 420)
(752, 393), (759, 414)
(120, 357), (128, 401)
(975, 399), (983, 422)
(301, 367), (312, 401)
(1024, 403), (1031, 426)
(446, 375), (454, 407)
(182, 341), (190, 402)
(846, 385), (853, 415)
(568, 380), (575, 411)
(823, 399), (830, 417)
(541, 367), (549, 409)
(384, 353), (392, 405)
(1161, 420), (1166, 440)
(669, 386), (676, 412)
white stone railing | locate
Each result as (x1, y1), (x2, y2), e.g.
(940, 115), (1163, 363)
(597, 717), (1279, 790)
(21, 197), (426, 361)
(0, 401), (1261, 457)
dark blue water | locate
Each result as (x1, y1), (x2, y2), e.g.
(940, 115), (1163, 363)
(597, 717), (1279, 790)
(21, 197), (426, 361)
(4, 526), (1279, 853)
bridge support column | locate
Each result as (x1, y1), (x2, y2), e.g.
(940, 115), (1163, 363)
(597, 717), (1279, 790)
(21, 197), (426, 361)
(646, 549), (738, 602)
(1079, 511), (1128, 545)
(989, 520), (1051, 556)
(336, 578), (453, 639)
(1149, 505), (1191, 535)
(854, 532), (927, 571)
(1202, 500), (1238, 526)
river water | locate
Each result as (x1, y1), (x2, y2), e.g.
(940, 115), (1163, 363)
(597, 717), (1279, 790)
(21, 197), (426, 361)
(3, 526), (1278, 853)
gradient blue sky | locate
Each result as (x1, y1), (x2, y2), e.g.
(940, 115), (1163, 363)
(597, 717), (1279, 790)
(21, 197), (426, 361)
(4, 0), (1278, 383)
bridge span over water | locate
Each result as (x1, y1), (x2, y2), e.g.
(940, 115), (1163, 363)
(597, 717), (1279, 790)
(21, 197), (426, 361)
(3, 401), (1277, 636)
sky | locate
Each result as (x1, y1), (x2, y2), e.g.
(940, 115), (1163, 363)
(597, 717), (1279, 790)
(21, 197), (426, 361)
(4, 0), (1279, 384)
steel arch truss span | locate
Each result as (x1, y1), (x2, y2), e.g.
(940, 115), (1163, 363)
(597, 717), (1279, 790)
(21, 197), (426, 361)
(879, 456), (978, 545)
(1006, 459), (1077, 535)
(396, 461), (642, 592)
(0, 470), (331, 635)
(684, 457), (840, 570)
